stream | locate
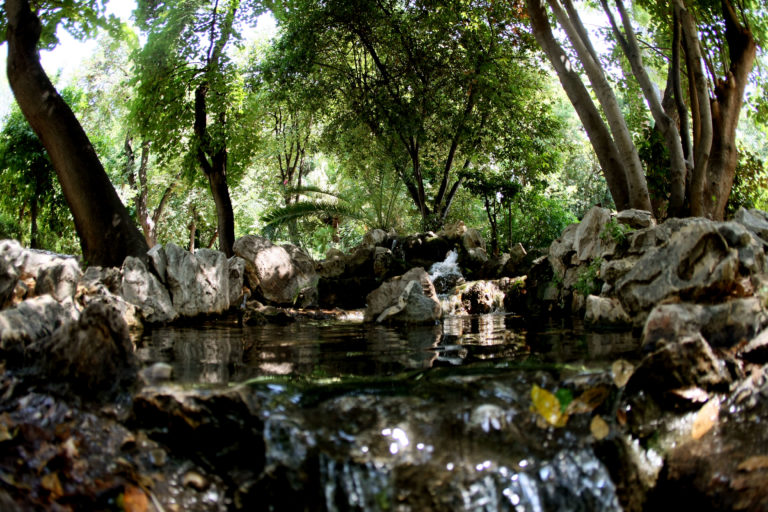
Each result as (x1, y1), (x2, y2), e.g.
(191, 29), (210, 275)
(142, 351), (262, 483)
(133, 314), (644, 511)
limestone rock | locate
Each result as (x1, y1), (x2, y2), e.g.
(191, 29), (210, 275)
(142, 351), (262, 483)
(122, 256), (177, 323)
(459, 280), (505, 315)
(584, 295), (631, 329)
(0, 295), (72, 356)
(234, 236), (317, 306)
(739, 328), (768, 364)
(362, 228), (388, 247)
(228, 256), (247, 309)
(148, 244), (169, 284)
(615, 209), (655, 230)
(643, 299), (768, 351)
(734, 207), (768, 244)
(616, 223), (740, 317)
(164, 244), (231, 316)
(365, 268), (440, 323)
(0, 257), (18, 308)
(573, 206), (612, 263)
(30, 300), (138, 400)
(548, 223), (578, 279)
(35, 258), (82, 302)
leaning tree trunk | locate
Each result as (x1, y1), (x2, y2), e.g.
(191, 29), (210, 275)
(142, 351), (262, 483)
(5, 0), (148, 266)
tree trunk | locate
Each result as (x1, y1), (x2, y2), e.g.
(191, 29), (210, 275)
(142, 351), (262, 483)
(526, 0), (631, 210)
(703, 0), (756, 220)
(5, 0), (148, 266)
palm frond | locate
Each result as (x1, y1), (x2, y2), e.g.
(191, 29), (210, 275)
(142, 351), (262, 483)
(261, 200), (362, 238)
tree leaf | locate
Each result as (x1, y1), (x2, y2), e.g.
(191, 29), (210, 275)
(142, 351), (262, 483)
(531, 384), (568, 427)
(611, 359), (634, 388)
(691, 399), (720, 440)
(590, 415), (610, 440)
(122, 484), (149, 512)
(566, 386), (610, 415)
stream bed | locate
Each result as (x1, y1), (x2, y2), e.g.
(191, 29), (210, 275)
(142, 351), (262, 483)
(130, 314), (644, 511)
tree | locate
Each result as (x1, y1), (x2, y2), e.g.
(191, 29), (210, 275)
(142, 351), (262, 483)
(268, 0), (551, 230)
(525, 0), (759, 220)
(132, 0), (261, 256)
(4, 0), (148, 265)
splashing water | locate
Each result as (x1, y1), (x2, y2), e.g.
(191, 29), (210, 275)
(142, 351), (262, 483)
(429, 250), (464, 295)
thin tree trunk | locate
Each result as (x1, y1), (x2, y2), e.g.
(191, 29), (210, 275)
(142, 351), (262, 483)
(6, 0), (148, 266)
(548, 0), (651, 212)
(526, 0), (631, 210)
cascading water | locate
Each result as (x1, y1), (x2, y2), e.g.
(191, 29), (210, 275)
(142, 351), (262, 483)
(429, 250), (464, 295)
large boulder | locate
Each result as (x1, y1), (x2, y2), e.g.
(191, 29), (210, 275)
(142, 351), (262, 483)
(163, 243), (231, 316)
(233, 236), (317, 306)
(616, 223), (741, 320)
(77, 266), (142, 331)
(573, 206), (612, 263)
(0, 295), (73, 356)
(228, 256), (247, 308)
(733, 207), (768, 244)
(35, 258), (82, 302)
(29, 300), (138, 400)
(364, 268), (441, 324)
(122, 256), (177, 323)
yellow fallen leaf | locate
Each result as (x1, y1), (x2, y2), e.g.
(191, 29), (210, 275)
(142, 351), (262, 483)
(41, 472), (63, 498)
(590, 415), (610, 440)
(566, 386), (610, 415)
(691, 399), (720, 440)
(531, 384), (568, 427)
(611, 359), (634, 388)
(122, 484), (149, 512)
(737, 455), (768, 472)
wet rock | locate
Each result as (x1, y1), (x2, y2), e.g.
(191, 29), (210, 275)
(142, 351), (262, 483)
(373, 247), (396, 279)
(458, 280), (505, 315)
(365, 268), (441, 323)
(234, 236), (317, 306)
(584, 295), (631, 329)
(616, 223), (740, 318)
(627, 333), (731, 398)
(242, 303), (297, 326)
(164, 243), (231, 316)
(29, 300), (138, 400)
(140, 362), (174, 385)
(615, 209), (655, 230)
(0, 295), (72, 357)
(642, 299), (768, 351)
(122, 256), (177, 323)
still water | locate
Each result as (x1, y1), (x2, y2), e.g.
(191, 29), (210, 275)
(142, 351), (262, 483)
(137, 314), (642, 511)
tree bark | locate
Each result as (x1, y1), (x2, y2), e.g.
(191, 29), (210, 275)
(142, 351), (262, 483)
(5, 0), (148, 266)
(526, 0), (631, 210)
(704, 0), (756, 220)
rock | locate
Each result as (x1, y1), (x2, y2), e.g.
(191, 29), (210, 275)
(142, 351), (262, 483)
(717, 221), (767, 275)
(462, 228), (485, 252)
(228, 256), (246, 308)
(548, 223), (578, 279)
(500, 243), (528, 277)
(148, 244), (169, 283)
(140, 362), (174, 385)
(77, 266), (142, 331)
(501, 276), (527, 313)
(122, 256), (177, 323)
(627, 333), (731, 398)
(362, 229), (388, 247)
(365, 268), (441, 323)
(29, 300), (138, 400)
(317, 251), (346, 278)
(234, 236), (317, 306)
(318, 276), (379, 309)
(372, 247), (395, 279)
(615, 209), (655, 230)
(35, 257), (82, 302)
(734, 207), (768, 244)
(459, 280), (505, 314)
(616, 223), (740, 318)
(0, 295), (72, 356)
(584, 295), (631, 329)
(642, 298), (767, 351)
(439, 221), (468, 241)
(740, 329), (768, 364)
(163, 244), (231, 316)
(0, 257), (18, 308)
(573, 206), (612, 263)
(79, 266), (123, 295)
(242, 303), (297, 326)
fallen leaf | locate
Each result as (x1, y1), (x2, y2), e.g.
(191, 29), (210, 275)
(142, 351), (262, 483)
(531, 384), (568, 427)
(122, 485), (149, 512)
(566, 386), (610, 415)
(611, 359), (634, 388)
(590, 415), (610, 440)
(737, 455), (768, 472)
(691, 399), (720, 440)
(616, 407), (627, 426)
(41, 472), (63, 499)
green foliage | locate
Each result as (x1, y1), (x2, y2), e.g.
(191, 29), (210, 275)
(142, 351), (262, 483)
(507, 189), (578, 250)
(573, 257), (603, 298)
(636, 126), (670, 219)
(726, 149), (768, 216)
(600, 219), (633, 245)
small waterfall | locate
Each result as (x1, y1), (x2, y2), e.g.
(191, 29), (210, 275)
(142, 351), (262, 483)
(429, 250), (464, 295)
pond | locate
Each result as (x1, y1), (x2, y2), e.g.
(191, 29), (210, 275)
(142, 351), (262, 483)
(136, 314), (644, 511)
